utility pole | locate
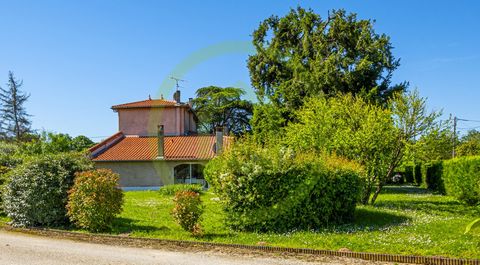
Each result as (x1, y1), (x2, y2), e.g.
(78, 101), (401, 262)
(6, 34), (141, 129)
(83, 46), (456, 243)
(452, 116), (457, 158)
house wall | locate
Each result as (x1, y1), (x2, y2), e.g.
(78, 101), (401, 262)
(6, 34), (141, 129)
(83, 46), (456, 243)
(117, 107), (196, 136)
(94, 160), (207, 187)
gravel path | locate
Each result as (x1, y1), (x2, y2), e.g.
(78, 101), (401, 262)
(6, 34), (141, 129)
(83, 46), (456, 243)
(0, 230), (395, 265)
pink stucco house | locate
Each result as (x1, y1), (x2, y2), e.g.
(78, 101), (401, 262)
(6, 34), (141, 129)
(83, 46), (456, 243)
(89, 91), (230, 188)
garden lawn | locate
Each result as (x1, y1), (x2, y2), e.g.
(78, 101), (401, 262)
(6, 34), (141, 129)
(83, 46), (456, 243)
(112, 186), (480, 259)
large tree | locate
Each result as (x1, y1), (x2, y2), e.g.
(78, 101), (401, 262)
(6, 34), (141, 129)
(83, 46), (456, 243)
(248, 7), (406, 117)
(285, 90), (439, 204)
(457, 130), (480, 157)
(192, 86), (253, 135)
(0, 71), (32, 141)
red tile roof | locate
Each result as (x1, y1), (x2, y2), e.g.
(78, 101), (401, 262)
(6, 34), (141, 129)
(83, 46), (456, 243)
(111, 99), (181, 110)
(91, 134), (232, 161)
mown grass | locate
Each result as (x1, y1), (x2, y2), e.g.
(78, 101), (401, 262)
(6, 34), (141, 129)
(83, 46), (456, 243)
(112, 186), (480, 259)
(1, 186), (478, 258)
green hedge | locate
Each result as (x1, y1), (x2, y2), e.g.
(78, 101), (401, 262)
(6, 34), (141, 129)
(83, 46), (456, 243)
(414, 163), (422, 186)
(422, 161), (445, 194)
(404, 165), (414, 183)
(443, 156), (480, 205)
(205, 142), (363, 232)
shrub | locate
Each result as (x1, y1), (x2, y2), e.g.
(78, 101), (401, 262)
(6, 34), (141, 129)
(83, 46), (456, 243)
(67, 169), (124, 232)
(159, 184), (203, 196)
(2, 152), (93, 227)
(443, 156), (480, 205)
(423, 161), (445, 194)
(404, 165), (414, 183)
(171, 190), (204, 236)
(414, 163), (422, 185)
(204, 142), (363, 232)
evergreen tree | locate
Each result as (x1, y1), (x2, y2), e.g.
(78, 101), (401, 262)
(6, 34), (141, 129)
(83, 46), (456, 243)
(0, 71), (32, 141)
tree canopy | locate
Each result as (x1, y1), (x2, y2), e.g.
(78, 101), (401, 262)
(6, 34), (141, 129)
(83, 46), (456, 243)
(0, 71), (32, 141)
(248, 7), (406, 117)
(192, 86), (253, 135)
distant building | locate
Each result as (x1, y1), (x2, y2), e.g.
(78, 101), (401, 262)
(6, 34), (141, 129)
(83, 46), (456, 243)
(89, 91), (230, 188)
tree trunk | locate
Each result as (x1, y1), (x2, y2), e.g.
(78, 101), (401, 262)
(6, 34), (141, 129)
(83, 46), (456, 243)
(361, 181), (373, 205)
(370, 182), (384, 205)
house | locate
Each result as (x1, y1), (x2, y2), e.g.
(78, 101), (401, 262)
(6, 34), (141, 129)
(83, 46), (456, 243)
(89, 91), (231, 188)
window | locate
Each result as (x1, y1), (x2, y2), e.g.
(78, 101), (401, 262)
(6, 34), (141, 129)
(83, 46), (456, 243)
(173, 164), (206, 187)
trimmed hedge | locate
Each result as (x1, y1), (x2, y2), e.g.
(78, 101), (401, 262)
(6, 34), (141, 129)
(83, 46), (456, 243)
(158, 184), (203, 196)
(205, 142), (363, 232)
(2, 153), (93, 227)
(422, 161), (445, 194)
(404, 165), (414, 183)
(443, 156), (480, 205)
(414, 163), (422, 186)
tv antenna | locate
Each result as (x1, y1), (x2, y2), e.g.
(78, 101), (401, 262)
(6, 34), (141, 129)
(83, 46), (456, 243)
(170, 77), (186, 92)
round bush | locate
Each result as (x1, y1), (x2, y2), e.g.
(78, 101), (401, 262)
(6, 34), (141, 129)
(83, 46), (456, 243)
(204, 142), (363, 232)
(67, 169), (124, 232)
(171, 190), (204, 236)
(2, 153), (93, 227)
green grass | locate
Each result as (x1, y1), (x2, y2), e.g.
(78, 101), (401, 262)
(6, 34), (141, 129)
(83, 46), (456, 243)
(1, 186), (479, 258)
(112, 186), (480, 259)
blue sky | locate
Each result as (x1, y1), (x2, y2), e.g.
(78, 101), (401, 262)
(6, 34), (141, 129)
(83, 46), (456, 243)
(1, 0), (479, 140)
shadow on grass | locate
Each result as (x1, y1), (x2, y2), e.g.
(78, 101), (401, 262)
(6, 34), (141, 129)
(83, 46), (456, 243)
(324, 207), (411, 233)
(381, 185), (431, 195)
(375, 199), (480, 216)
(111, 217), (168, 234)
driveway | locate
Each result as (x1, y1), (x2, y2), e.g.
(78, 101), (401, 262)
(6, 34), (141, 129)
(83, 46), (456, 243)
(0, 230), (392, 265)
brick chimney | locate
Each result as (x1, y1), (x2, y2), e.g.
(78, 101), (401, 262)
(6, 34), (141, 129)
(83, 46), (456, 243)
(157, 125), (164, 159)
(215, 126), (223, 154)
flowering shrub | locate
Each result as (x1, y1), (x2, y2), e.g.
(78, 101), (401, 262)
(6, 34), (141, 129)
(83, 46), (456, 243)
(3, 153), (93, 227)
(204, 141), (363, 232)
(67, 169), (124, 232)
(171, 190), (204, 236)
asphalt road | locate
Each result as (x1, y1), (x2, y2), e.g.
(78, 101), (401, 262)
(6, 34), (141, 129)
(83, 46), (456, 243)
(0, 230), (389, 265)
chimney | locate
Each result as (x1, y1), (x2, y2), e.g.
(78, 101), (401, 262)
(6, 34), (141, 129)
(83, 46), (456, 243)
(157, 125), (164, 159)
(215, 126), (223, 154)
(173, 90), (181, 103)
(188, 97), (193, 107)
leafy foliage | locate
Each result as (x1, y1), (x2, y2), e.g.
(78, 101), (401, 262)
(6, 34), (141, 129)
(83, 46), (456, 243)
(443, 156), (480, 205)
(158, 184), (203, 196)
(465, 218), (480, 234)
(414, 163), (422, 185)
(67, 169), (124, 232)
(192, 86), (253, 135)
(248, 7), (406, 118)
(403, 165), (414, 183)
(171, 190), (204, 236)
(0, 71), (31, 141)
(457, 130), (480, 157)
(205, 140), (363, 232)
(285, 95), (396, 204)
(21, 132), (95, 155)
(423, 161), (445, 194)
(2, 152), (93, 227)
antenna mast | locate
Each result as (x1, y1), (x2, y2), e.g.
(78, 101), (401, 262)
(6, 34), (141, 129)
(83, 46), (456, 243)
(170, 76), (185, 92)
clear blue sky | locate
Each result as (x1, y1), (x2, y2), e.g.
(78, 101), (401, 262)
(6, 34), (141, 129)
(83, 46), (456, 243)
(1, 0), (479, 140)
